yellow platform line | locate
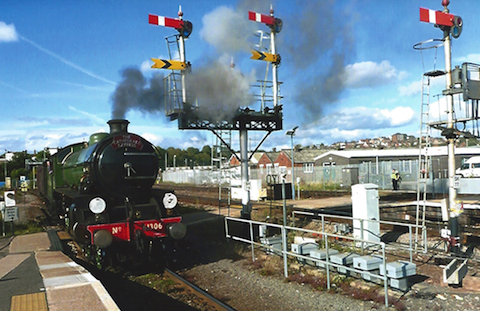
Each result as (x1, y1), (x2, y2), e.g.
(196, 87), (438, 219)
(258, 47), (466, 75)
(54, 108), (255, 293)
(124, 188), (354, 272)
(10, 292), (47, 311)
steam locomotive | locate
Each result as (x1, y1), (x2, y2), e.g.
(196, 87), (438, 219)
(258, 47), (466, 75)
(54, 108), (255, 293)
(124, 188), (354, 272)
(38, 119), (186, 268)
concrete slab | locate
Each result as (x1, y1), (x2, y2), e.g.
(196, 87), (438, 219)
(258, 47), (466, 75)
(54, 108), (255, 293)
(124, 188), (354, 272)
(36, 251), (71, 266)
(46, 284), (111, 311)
(0, 253), (30, 279)
(9, 233), (50, 254)
(35, 250), (120, 311)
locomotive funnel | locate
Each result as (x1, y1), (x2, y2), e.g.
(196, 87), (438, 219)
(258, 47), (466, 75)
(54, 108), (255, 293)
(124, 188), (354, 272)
(108, 119), (130, 134)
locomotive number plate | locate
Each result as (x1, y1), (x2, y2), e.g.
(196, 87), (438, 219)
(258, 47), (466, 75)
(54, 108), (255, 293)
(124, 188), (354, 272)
(111, 134), (144, 150)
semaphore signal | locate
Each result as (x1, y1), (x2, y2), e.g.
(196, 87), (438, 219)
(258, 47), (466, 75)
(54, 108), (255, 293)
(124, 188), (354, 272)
(148, 14), (184, 29)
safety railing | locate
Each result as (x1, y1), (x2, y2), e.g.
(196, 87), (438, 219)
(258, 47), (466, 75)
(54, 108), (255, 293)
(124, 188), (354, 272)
(292, 210), (428, 261)
(224, 216), (390, 306)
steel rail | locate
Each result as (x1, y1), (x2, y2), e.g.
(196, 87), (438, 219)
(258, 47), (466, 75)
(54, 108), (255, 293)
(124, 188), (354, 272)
(164, 268), (236, 311)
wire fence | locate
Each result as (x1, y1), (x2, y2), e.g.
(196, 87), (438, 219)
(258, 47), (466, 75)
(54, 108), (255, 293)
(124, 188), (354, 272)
(162, 159), (449, 193)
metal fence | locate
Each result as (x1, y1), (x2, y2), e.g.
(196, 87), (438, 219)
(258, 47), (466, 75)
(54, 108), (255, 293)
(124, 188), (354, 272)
(162, 159), (450, 194)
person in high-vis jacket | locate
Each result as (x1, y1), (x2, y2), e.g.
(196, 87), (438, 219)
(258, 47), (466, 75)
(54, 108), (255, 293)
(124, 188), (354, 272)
(391, 169), (399, 190)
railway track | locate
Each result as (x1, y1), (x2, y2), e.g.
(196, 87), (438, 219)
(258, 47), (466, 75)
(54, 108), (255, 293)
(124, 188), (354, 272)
(55, 229), (235, 311)
(164, 268), (235, 311)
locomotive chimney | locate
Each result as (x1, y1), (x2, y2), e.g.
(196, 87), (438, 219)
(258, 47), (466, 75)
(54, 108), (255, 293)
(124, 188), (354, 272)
(108, 119), (130, 134)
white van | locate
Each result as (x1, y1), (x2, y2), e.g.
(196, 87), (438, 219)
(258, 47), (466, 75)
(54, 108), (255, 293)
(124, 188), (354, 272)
(456, 156), (480, 177)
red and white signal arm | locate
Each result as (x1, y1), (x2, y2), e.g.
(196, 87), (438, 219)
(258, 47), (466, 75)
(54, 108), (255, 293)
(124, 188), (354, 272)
(248, 11), (275, 26)
(419, 7), (454, 26)
(148, 14), (183, 29)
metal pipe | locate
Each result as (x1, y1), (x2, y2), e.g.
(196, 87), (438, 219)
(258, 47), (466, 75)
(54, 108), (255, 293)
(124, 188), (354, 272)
(442, 11), (459, 246)
(271, 28), (278, 107)
(291, 135), (295, 200)
(282, 226), (288, 278)
(240, 129), (251, 219)
(282, 178), (287, 227)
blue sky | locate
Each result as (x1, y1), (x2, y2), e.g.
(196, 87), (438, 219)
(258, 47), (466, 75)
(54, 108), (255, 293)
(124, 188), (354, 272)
(1, 0), (480, 154)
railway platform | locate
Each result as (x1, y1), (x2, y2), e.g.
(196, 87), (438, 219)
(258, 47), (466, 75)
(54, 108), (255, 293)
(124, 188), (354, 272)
(0, 232), (119, 311)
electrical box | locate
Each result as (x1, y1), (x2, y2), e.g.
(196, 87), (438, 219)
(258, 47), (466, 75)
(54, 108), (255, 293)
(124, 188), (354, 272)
(291, 242), (318, 255)
(309, 249), (339, 267)
(291, 242), (318, 264)
(260, 236), (283, 254)
(331, 252), (360, 275)
(379, 260), (416, 279)
(353, 255), (383, 271)
(330, 252), (360, 265)
(351, 183), (380, 245)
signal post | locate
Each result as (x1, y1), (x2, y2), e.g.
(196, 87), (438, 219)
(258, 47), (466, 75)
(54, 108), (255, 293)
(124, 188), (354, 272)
(419, 0), (463, 251)
(148, 7), (283, 219)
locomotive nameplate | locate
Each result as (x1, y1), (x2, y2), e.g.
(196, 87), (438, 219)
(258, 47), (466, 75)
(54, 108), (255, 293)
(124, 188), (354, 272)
(111, 134), (144, 150)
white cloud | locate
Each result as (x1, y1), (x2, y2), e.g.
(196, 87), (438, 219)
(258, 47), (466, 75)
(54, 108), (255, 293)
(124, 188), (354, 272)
(344, 60), (405, 88)
(317, 105), (415, 131)
(141, 132), (163, 146)
(0, 21), (18, 42)
(398, 80), (422, 96)
(456, 54), (480, 64)
(141, 59), (154, 74)
(200, 6), (252, 54)
(378, 107), (415, 126)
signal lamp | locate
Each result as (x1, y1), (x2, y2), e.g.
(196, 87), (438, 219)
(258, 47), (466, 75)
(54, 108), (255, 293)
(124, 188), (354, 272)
(451, 16), (462, 39)
(179, 20), (193, 38)
(273, 18), (283, 33)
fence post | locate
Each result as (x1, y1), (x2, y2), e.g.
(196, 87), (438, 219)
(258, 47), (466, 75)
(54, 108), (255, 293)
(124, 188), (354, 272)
(382, 243), (388, 307)
(282, 226), (288, 278)
(249, 221), (255, 262)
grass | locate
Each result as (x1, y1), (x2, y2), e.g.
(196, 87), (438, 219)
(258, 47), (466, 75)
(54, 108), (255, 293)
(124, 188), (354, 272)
(128, 273), (177, 294)
(300, 182), (343, 192)
(0, 220), (44, 237)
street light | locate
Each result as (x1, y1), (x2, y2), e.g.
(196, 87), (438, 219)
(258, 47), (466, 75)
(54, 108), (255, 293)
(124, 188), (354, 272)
(3, 150), (9, 184)
(285, 126), (298, 200)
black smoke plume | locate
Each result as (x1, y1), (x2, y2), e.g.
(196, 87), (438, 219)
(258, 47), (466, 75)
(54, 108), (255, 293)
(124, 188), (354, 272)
(281, 0), (355, 124)
(110, 67), (165, 119)
(187, 59), (255, 122)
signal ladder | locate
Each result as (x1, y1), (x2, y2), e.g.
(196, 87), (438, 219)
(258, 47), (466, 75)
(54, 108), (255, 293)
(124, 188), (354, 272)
(164, 34), (186, 119)
(212, 130), (233, 183)
(415, 69), (445, 248)
(212, 130), (232, 209)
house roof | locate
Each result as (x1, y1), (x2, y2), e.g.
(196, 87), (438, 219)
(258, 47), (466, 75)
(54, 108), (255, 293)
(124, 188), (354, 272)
(262, 151), (280, 162)
(281, 149), (328, 163)
(313, 147), (480, 161)
(228, 152), (263, 163)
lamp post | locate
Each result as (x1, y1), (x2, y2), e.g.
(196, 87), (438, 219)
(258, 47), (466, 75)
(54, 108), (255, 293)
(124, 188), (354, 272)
(285, 126), (298, 200)
(4, 150), (8, 183)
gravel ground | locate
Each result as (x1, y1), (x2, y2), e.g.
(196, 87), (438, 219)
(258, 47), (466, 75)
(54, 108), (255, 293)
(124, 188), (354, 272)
(182, 257), (392, 311)
(173, 208), (480, 311)
(179, 246), (480, 311)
